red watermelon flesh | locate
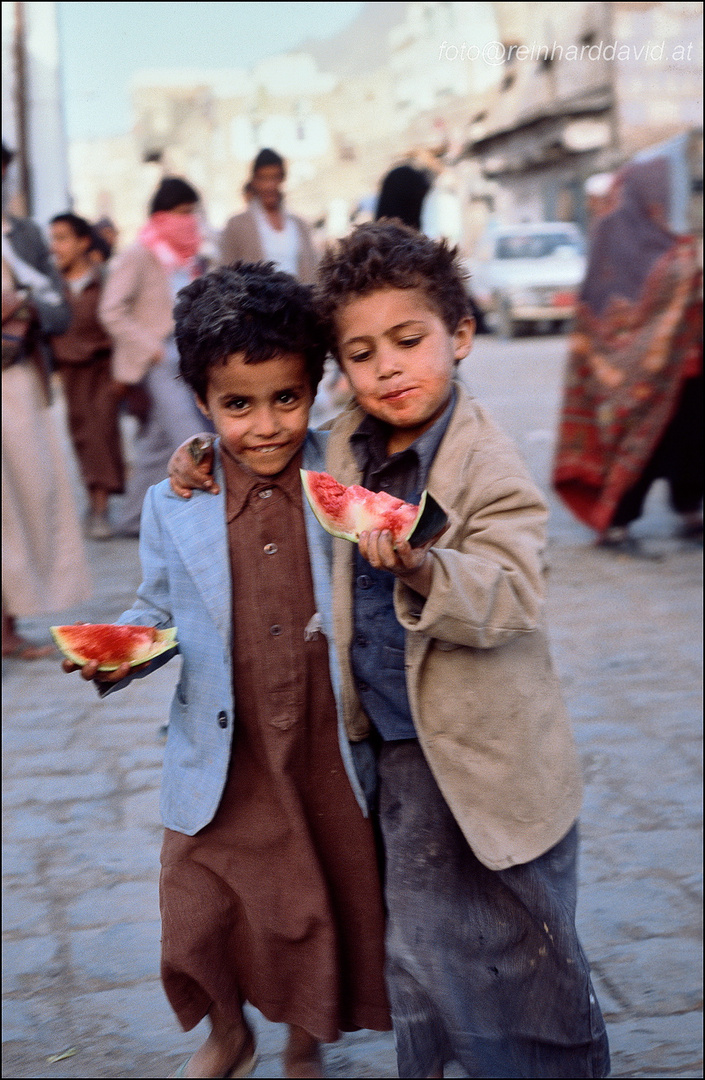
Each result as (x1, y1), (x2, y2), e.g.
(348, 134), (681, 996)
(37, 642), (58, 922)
(300, 470), (447, 548)
(50, 623), (178, 671)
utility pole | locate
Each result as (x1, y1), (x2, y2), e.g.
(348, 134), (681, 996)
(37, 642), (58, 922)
(5, 1), (70, 224)
(13, 1), (31, 214)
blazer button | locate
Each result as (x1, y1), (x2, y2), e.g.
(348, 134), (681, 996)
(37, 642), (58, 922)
(217, 711), (228, 729)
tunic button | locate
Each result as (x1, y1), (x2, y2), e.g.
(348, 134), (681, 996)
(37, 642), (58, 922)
(355, 633), (368, 647)
(263, 543), (278, 555)
(270, 624), (283, 636)
(259, 488), (273, 499)
(217, 710), (228, 729)
(357, 574), (371, 589)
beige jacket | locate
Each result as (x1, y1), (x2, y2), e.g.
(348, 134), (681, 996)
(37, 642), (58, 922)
(99, 243), (174, 385)
(219, 205), (318, 284)
(326, 383), (583, 871)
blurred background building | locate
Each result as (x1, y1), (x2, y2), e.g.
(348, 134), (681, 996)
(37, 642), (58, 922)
(2, 0), (70, 221)
(3, 1), (703, 250)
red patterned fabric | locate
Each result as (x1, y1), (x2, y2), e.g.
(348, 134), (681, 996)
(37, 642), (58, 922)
(552, 160), (702, 533)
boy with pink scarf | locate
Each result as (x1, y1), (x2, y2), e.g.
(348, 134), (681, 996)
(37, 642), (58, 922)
(99, 177), (211, 536)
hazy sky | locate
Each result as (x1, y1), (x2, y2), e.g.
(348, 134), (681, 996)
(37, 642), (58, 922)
(57, 1), (366, 141)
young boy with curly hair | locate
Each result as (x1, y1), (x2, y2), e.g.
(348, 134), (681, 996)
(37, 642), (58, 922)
(63, 262), (391, 1079)
(171, 224), (611, 1079)
(314, 222), (610, 1079)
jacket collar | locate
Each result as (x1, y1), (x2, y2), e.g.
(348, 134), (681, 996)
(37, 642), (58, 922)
(156, 429), (330, 644)
(328, 381), (475, 502)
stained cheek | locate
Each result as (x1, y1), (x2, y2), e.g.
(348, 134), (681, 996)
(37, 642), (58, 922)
(342, 370), (372, 402)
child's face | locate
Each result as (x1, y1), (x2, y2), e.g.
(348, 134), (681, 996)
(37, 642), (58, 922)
(197, 352), (313, 476)
(50, 221), (91, 273)
(335, 287), (474, 452)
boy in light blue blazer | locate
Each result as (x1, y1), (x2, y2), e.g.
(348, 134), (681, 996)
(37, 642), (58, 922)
(63, 263), (390, 1078)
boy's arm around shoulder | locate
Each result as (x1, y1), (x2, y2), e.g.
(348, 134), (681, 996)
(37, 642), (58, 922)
(98, 484), (179, 697)
(394, 439), (549, 650)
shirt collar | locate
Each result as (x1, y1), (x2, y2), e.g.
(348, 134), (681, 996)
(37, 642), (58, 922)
(251, 198), (289, 225)
(220, 443), (303, 522)
(350, 386), (456, 489)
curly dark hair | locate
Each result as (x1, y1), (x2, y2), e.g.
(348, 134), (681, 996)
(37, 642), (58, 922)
(314, 221), (471, 356)
(175, 262), (327, 403)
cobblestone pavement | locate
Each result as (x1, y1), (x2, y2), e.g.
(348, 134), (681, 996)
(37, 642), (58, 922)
(2, 334), (702, 1078)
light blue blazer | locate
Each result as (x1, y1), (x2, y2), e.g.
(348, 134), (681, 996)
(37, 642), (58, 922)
(104, 430), (369, 835)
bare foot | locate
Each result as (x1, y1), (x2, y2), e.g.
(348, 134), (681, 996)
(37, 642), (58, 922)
(2, 634), (56, 660)
(283, 1025), (324, 1078)
(2, 611), (56, 659)
(179, 1018), (255, 1078)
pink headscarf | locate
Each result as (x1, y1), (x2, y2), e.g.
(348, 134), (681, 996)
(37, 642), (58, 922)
(138, 210), (201, 271)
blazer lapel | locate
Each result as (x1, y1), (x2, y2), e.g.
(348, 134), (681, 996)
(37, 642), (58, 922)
(161, 457), (231, 645)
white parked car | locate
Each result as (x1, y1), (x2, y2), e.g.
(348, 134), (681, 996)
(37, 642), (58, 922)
(466, 222), (587, 337)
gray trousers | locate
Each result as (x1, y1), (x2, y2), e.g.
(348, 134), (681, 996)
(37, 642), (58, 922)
(114, 343), (207, 535)
(377, 740), (610, 1078)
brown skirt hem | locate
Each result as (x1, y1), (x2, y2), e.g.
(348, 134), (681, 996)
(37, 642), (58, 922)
(169, 986), (392, 1042)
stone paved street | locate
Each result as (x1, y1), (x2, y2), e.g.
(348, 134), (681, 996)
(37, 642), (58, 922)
(2, 333), (702, 1078)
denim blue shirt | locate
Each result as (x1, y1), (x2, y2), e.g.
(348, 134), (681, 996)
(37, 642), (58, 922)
(350, 389), (456, 741)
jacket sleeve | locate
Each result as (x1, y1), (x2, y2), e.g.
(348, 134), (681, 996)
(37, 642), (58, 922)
(218, 218), (240, 266)
(18, 222), (72, 336)
(295, 218), (318, 284)
(394, 471), (549, 650)
(98, 248), (164, 384)
(98, 485), (178, 696)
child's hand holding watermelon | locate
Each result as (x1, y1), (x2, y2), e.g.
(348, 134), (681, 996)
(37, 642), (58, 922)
(61, 656), (140, 683)
(54, 624), (177, 683)
(358, 525), (446, 596)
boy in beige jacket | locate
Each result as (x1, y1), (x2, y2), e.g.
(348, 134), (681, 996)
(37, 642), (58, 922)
(170, 225), (610, 1079)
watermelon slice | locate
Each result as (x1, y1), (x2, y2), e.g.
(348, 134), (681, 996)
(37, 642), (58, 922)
(301, 470), (447, 548)
(50, 624), (178, 671)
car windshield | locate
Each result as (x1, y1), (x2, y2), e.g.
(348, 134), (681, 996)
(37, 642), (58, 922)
(495, 233), (583, 259)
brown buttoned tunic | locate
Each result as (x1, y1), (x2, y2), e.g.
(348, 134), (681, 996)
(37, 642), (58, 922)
(159, 448), (390, 1042)
(51, 273), (124, 494)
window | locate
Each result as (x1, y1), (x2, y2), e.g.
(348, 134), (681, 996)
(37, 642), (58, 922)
(495, 233), (583, 259)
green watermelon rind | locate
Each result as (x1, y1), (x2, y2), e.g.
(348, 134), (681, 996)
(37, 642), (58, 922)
(50, 625), (178, 671)
(300, 470), (448, 549)
(407, 489), (449, 548)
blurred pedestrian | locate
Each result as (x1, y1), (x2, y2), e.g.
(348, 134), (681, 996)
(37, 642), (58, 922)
(2, 143), (92, 658)
(49, 212), (125, 539)
(374, 162), (431, 231)
(376, 155), (488, 334)
(99, 177), (209, 537)
(93, 215), (118, 255)
(87, 224), (113, 266)
(219, 149), (317, 282)
(584, 172), (617, 229)
(553, 157), (703, 554)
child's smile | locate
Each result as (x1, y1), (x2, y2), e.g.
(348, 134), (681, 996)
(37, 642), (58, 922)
(198, 352), (313, 476)
(336, 288), (474, 453)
